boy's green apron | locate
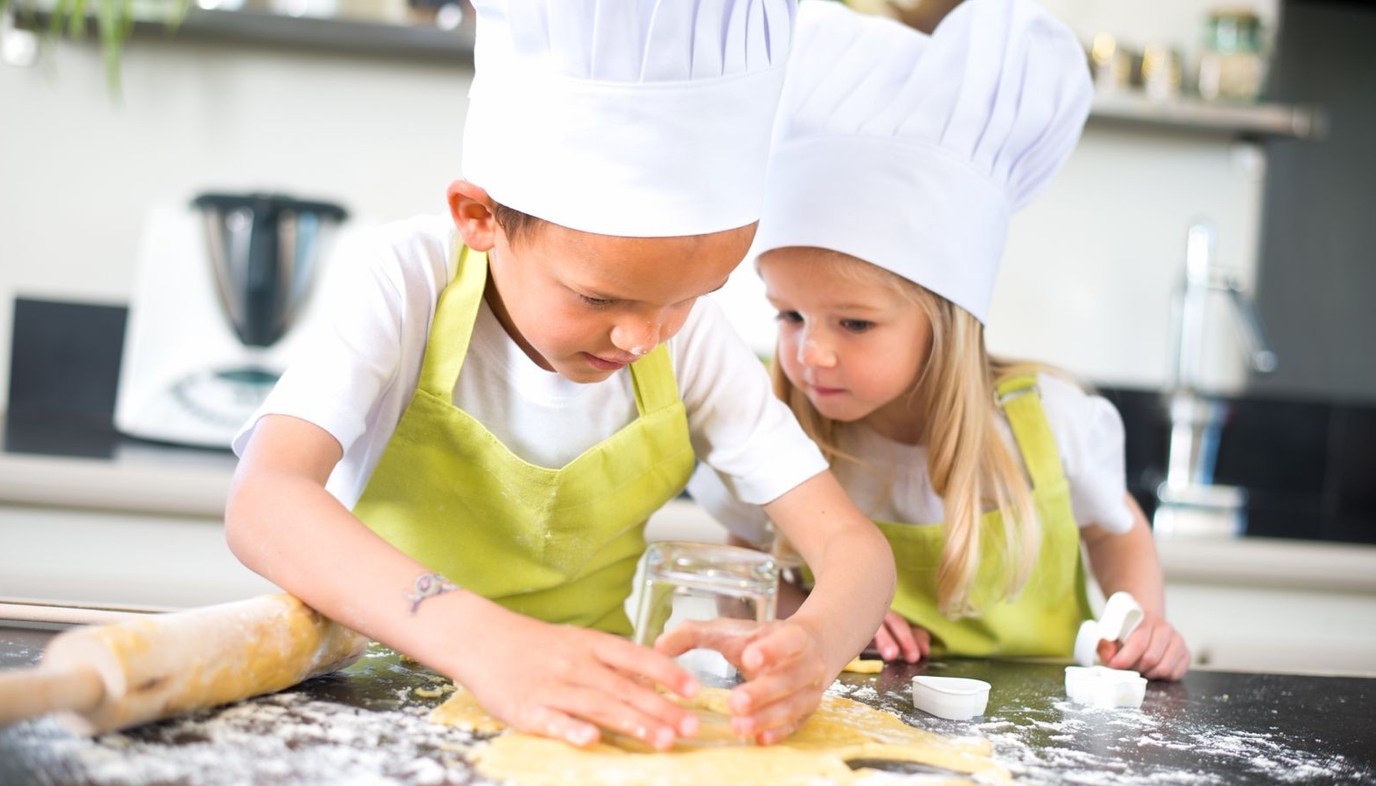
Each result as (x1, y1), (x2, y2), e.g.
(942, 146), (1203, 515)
(875, 375), (1092, 657)
(353, 245), (696, 636)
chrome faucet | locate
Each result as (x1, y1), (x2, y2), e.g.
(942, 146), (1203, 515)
(1154, 221), (1277, 537)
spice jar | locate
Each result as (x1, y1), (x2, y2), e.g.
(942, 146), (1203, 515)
(1197, 7), (1266, 102)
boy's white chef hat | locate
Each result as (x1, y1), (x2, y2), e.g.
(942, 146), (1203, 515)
(753, 0), (1092, 323)
(462, 0), (795, 238)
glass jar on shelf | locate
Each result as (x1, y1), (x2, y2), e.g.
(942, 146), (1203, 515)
(1197, 7), (1267, 102)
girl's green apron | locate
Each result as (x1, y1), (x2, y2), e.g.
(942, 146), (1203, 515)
(875, 375), (1092, 657)
(353, 245), (696, 636)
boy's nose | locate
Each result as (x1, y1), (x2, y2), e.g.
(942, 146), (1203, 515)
(611, 317), (661, 357)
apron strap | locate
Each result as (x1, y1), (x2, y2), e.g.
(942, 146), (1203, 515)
(995, 375), (1066, 490)
(417, 244), (487, 397)
(627, 344), (678, 416)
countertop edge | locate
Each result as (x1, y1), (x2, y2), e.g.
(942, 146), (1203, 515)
(0, 451), (230, 519)
(4, 453), (1374, 594)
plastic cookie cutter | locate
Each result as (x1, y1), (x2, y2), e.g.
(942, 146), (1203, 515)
(1073, 591), (1145, 667)
(1064, 665), (1148, 709)
(910, 676), (990, 720)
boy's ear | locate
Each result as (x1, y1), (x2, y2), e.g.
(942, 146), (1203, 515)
(447, 180), (498, 252)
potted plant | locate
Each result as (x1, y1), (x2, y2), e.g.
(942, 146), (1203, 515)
(1, 0), (185, 94)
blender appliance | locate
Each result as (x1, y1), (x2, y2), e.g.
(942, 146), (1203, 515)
(114, 192), (348, 449)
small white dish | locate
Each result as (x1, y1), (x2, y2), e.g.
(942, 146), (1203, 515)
(1064, 665), (1147, 709)
(911, 676), (990, 720)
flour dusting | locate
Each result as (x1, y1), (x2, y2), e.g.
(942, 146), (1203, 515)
(21, 692), (482, 786)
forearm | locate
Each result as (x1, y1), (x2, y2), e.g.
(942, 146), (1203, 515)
(794, 526), (893, 672)
(763, 472), (895, 675)
(1083, 496), (1166, 617)
(224, 418), (516, 685)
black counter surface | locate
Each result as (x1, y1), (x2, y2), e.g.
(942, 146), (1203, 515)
(1, 624), (1373, 785)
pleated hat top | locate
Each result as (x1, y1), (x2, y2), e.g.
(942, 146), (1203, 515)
(754, 0), (1092, 322)
(463, 0), (797, 237)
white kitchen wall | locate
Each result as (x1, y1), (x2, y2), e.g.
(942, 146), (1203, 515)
(0, 0), (1283, 412)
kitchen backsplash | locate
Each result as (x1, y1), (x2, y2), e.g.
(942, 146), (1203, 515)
(1105, 385), (1376, 545)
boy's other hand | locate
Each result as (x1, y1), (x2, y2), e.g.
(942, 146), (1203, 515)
(465, 615), (701, 751)
(872, 610), (929, 663)
(1097, 611), (1190, 681)
(653, 618), (829, 746)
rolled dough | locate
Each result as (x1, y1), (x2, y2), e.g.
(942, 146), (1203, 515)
(430, 686), (1010, 785)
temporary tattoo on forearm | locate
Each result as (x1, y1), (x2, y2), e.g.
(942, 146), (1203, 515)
(405, 573), (458, 614)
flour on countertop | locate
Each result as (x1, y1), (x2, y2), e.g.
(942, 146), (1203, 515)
(12, 691), (488, 786)
(906, 696), (1369, 785)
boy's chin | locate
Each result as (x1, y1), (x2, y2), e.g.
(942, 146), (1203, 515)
(552, 360), (621, 385)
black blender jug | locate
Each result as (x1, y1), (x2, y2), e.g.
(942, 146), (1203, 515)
(192, 192), (349, 349)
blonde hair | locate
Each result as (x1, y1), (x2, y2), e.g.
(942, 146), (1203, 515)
(772, 254), (1041, 618)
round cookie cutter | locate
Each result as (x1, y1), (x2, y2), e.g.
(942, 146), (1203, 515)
(1064, 665), (1147, 709)
(911, 676), (990, 720)
(1074, 591), (1145, 667)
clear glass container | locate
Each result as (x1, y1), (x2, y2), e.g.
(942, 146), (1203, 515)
(633, 542), (778, 687)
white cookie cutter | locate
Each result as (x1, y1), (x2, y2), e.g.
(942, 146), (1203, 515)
(911, 676), (990, 721)
(1073, 591), (1145, 667)
(1064, 665), (1147, 709)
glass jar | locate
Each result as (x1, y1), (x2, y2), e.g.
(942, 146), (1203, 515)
(1197, 7), (1266, 102)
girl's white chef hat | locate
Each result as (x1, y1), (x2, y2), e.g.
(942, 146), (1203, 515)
(462, 0), (795, 238)
(752, 0), (1092, 323)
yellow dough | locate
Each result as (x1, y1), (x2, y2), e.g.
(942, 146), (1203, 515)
(842, 657), (885, 674)
(430, 687), (1009, 785)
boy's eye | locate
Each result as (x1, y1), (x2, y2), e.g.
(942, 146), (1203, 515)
(580, 294), (616, 307)
(840, 319), (874, 333)
(775, 310), (803, 324)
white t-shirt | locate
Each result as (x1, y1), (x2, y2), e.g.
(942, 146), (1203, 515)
(687, 372), (1135, 545)
(233, 214), (828, 510)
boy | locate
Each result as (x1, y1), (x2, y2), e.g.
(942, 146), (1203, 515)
(226, 0), (894, 751)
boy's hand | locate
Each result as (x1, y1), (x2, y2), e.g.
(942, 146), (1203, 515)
(872, 610), (929, 663)
(464, 615), (701, 751)
(653, 618), (829, 746)
(1097, 611), (1190, 681)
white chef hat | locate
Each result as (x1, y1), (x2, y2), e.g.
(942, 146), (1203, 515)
(753, 0), (1092, 322)
(462, 0), (795, 238)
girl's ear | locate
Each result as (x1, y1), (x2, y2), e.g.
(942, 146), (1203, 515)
(447, 180), (498, 251)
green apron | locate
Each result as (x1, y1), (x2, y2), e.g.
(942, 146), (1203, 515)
(875, 375), (1092, 657)
(353, 245), (697, 635)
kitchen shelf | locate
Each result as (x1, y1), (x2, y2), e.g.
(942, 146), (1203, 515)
(10, 3), (1322, 140)
(1089, 92), (1325, 141)
(149, 6), (475, 61)
(10, 2), (475, 62)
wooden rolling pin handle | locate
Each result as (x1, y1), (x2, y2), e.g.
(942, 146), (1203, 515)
(0, 665), (106, 728)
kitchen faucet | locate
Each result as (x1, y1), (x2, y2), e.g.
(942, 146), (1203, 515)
(1154, 220), (1277, 537)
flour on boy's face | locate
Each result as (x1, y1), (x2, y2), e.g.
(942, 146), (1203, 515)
(483, 220), (754, 384)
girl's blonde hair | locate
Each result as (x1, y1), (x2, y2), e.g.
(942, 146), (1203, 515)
(772, 253), (1041, 618)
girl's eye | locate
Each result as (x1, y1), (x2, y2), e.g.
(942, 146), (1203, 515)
(775, 310), (803, 324)
(580, 294), (616, 307)
(840, 319), (873, 333)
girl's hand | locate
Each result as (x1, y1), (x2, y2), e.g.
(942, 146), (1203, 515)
(872, 610), (929, 663)
(464, 615), (701, 751)
(653, 618), (829, 746)
(1097, 611), (1190, 681)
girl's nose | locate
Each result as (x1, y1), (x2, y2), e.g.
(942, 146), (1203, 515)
(798, 329), (836, 369)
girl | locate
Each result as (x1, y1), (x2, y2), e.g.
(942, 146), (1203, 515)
(689, 0), (1189, 680)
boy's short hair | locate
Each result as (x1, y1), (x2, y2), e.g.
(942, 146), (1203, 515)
(493, 202), (543, 246)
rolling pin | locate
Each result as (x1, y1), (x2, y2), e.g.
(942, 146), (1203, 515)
(0, 594), (369, 735)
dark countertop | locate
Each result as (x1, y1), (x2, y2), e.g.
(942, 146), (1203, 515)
(2, 624), (1373, 785)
